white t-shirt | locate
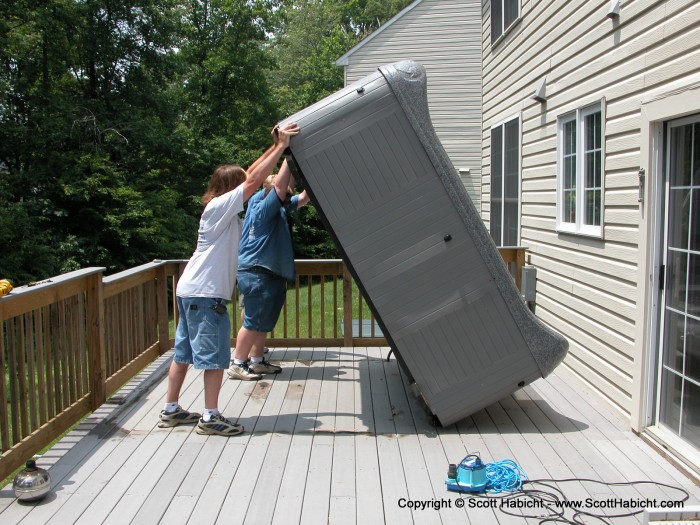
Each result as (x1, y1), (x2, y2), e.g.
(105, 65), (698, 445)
(176, 186), (244, 299)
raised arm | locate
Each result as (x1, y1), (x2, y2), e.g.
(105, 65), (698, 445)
(245, 125), (280, 174)
(280, 166), (310, 208)
(296, 190), (310, 208)
(242, 123), (299, 202)
(273, 159), (293, 201)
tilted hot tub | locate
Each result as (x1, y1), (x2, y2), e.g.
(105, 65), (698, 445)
(280, 60), (567, 426)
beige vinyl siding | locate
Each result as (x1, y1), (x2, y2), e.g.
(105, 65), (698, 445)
(481, 0), (700, 419)
(339, 0), (483, 211)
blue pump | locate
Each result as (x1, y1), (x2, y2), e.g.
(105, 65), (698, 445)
(445, 454), (488, 493)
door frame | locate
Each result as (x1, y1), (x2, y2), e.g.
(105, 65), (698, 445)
(634, 87), (700, 474)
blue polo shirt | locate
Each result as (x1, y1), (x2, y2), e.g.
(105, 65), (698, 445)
(238, 188), (299, 281)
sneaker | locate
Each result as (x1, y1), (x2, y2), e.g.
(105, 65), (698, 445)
(196, 414), (244, 436)
(158, 406), (201, 428)
(249, 358), (282, 375)
(227, 362), (263, 381)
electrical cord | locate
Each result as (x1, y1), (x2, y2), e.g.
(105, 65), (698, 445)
(485, 459), (528, 493)
(449, 458), (691, 525)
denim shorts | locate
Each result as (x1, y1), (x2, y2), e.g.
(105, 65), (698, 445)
(237, 268), (286, 333)
(174, 296), (231, 369)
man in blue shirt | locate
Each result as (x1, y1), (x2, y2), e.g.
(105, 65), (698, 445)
(159, 123), (299, 434)
(229, 159), (309, 380)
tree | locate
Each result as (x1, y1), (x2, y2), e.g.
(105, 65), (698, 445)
(340, 0), (415, 35)
(0, 0), (283, 283)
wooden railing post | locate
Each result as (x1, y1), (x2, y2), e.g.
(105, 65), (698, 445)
(342, 264), (353, 347)
(156, 264), (170, 355)
(515, 247), (526, 292)
(496, 246), (527, 292)
(86, 271), (106, 411)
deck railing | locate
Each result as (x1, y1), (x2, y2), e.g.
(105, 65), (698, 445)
(0, 261), (182, 482)
(0, 248), (525, 481)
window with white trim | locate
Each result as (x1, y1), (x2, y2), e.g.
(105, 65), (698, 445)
(490, 116), (520, 246)
(491, 0), (520, 43)
(557, 102), (604, 237)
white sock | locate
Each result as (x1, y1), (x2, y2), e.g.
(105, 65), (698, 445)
(250, 356), (263, 364)
(202, 408), (220, 422)
(233, 358), (247, 366)
(163, 402), (179, 413)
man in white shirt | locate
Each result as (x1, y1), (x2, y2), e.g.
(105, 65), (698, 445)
(158, 123), (299, 436)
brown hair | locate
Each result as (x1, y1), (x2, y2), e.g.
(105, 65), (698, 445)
(202, 165), (247, 206)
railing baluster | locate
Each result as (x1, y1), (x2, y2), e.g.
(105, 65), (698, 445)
(0, 318), (8, 452)
(156, 266), (169, 355)
(282, 288), (288, 338)
(23, 312), (36, 433)
(50, 303), (62, 415)
(8, 318), (19, 444)
(17, 315), (28, 438)
(320, 277), (325, 338)
(358, 292), (363, 338)
(42, 305), (53, 421)
(295, 275), (301, 338)
(343, 266), (352, 347)
(307, 276), (312, 338)
(65, 297), (77, 404)
(76, 294), (90, 397)
(333, 274), (338, 338)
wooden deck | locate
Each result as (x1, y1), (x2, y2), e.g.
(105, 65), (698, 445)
(1, 346), (699, 525)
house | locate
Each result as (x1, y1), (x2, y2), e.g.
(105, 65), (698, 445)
(337, 0), (700, 476)
(481, 0), (700, 475)
(335, 0), (483, 209)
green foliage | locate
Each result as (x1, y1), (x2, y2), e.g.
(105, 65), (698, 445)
(270, 0), (412, 117)
(340, 0), (415, 35)
(270, 1), (350, 116)
(292, 202), (338, 259)
(0, 0), (412, 284)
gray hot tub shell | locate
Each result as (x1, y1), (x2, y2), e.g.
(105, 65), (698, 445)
(280, 60), (568, 426)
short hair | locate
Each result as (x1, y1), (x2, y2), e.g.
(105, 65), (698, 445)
(263, 174), (275, 195)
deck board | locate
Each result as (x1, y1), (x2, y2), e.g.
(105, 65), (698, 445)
(2, 347), (699, 525)
(299, 433), (333, 525)
(532, 373), (690, 504)
(381, 349), (441, 525)
(271, 433), (312, 525)
(525, 381), (656, 523)
(328, 433), (356, 524)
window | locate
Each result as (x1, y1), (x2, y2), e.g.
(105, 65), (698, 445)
(491, 116), (520, 246)
(491, 0), (520, 43)
(557, 102), (604, 237)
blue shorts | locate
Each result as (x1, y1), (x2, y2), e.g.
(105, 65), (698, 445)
(237, 268), (286, 333)
(174, 296), (231, 369)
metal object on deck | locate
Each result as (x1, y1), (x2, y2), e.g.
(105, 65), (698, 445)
(280, 60), (568, 426)
(13, 460), (51, 502)
(0, 279), (12, 296)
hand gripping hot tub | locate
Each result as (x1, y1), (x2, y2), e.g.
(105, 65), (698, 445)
(279, 60), (568, 426)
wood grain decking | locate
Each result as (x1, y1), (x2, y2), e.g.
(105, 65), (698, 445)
(1, 347), (699, 524)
